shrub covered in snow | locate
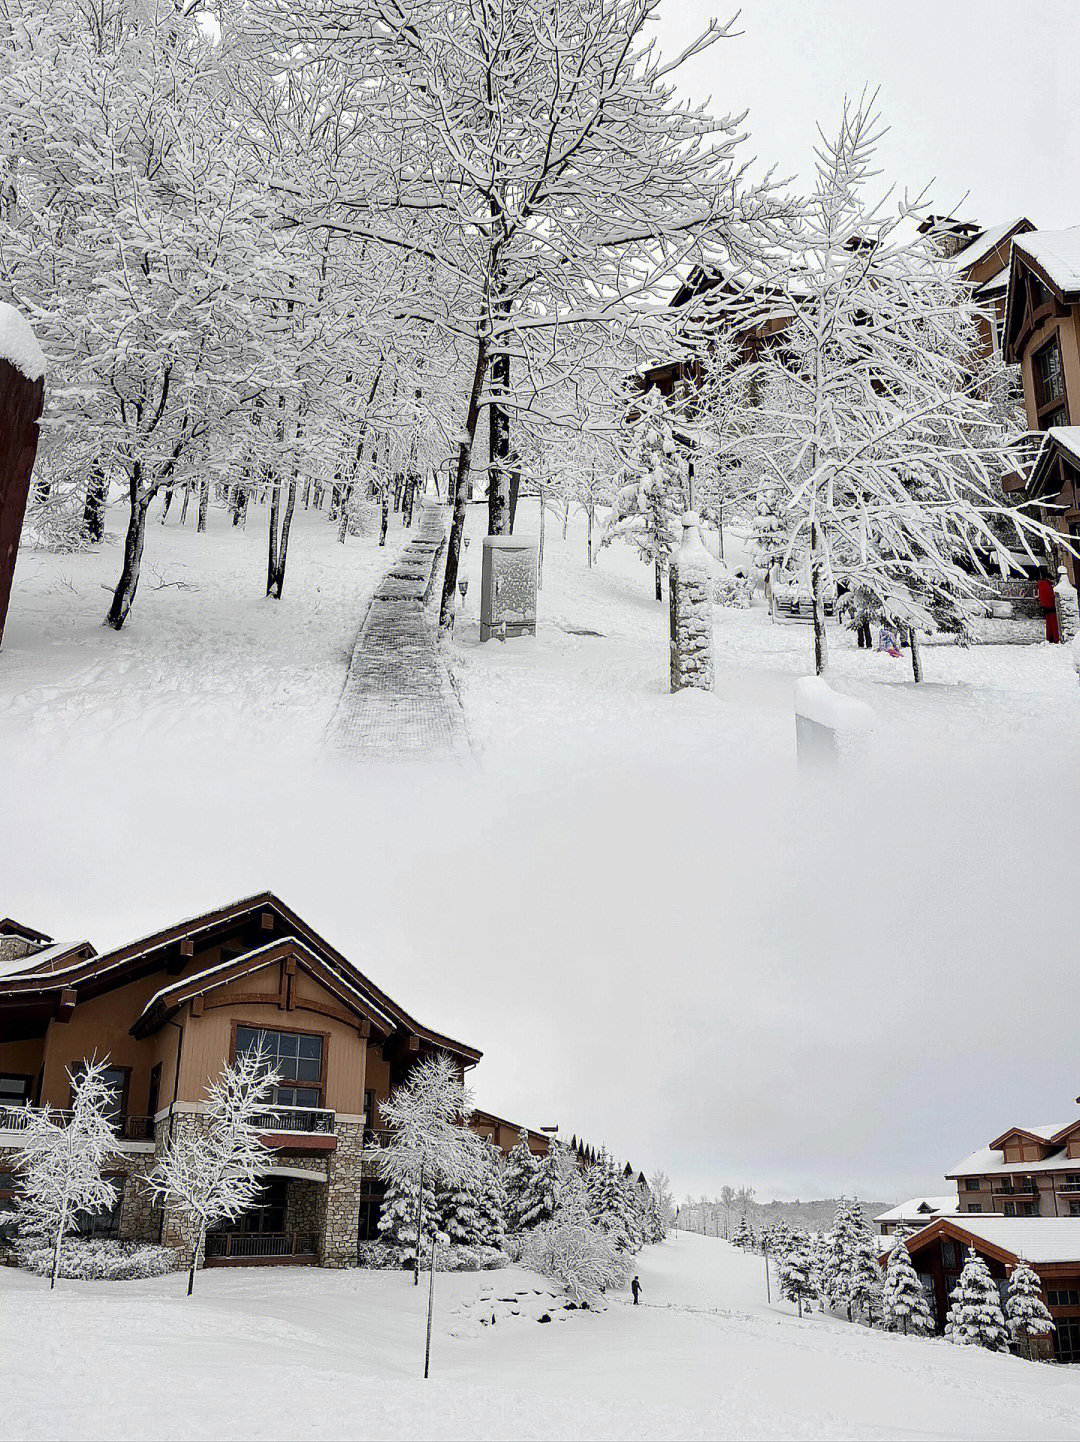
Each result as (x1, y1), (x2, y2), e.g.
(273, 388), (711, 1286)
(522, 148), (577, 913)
(355, 1239), (509, 1272)
(17, 1238), (181, 1281)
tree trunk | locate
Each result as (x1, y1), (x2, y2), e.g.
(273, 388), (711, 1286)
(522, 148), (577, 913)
(187, 1224), (205, 1297)
(197, 478), (208, 533)
(655, 558), (663, 603)
(50, 1200), (68, 1290)
(562, 501), (569, 540)
(508, 470), (520, 533)
(487, 326), (511, 537)
(810, 520), (828, 675)
(337, 484), (352, 543)
(82, 465), (108, 543)
(267, 482), (297, 599)
(105, 483), (150, 629)
(413, 1157), (424, 1287)
(267, 477), (280, 594)
(161, 487), (174, 525)
(587, 506), (594, 567)
(379, 486), (390, 547)
(179, 485), (190, 527)
(424, 1232), (437, 1378)
(439, 333), (489, 633)
(909, 628), (922, 683)
(232, 486), (247, 528)
(538, 498), (545, 588)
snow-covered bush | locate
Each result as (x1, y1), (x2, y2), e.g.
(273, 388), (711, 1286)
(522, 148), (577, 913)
(711, 566), (753, 609)
(355, 1239), (509, 1272)
(17, 1238), (180, 1281)
(355, 1240), (407, 1270)
(520, 1216), (627, 1309)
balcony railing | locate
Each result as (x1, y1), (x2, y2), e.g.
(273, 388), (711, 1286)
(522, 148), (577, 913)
(253, 1105), (336, 1135)
(205, 1231), (317, 1260)
(362, 1127), (394, 1148)
(1058, 1183), (1080, 1195)
(0, 1105), (152, 1141)
(992, 1185), (1037, 1197)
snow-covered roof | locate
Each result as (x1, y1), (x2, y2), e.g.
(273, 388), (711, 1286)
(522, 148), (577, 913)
(936, 1218), (1080, 1265)
(875, 1195), (959, 1224)
(947, 1123), (1079, 1177)
(1013, 228), (1080, 294)
(0, 301), (46, 381)
(1040, 427), (1080, 467)
(975, 264), (1009, 295)
(0, 940), (85, 980)
(950, 219), (1031, 275)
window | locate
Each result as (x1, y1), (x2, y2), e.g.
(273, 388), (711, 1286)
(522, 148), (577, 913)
(1034, 335), (1069, 427)
(1048, 1288), (1080, 1309)
(235, 1027), (324, 1108)
(0, 1075), (32, 1110)
(70, 1065), (128, 1122)
(0, 1171), (16, 1236)
(968, 1204), (982, 1214)
(357, 1183), (386, 1244)
(964, 1178), (981, 1191)
(1069, 1201), (1080, 1217)
(942, 1241), (958, 1270)
(73, 1183), (122, 1239)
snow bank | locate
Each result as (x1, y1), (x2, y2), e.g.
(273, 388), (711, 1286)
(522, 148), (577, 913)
(794, 676), (875, 734)
(0, 302), (46, 381)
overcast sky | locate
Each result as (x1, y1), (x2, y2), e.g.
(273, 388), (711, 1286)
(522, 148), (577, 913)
(654, 0), (1080, 233)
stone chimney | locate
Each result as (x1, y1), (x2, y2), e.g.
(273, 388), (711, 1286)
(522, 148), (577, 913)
(0, 918), (53, 965)
(917, 216), (982, 259)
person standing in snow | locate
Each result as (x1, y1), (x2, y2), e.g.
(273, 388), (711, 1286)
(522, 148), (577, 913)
(631, 1275), (641, 1305)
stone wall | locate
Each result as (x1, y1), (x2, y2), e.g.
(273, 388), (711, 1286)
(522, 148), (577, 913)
(668, 513), (715, 694)
(321, 1120), (376, 1267)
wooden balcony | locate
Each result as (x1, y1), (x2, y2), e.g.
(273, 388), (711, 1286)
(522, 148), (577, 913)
(0, 1105), (152, 1142)
(254, 1105), (337, 1152)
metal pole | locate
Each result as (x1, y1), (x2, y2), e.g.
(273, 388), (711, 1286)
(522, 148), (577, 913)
(423, 1233), (437, 1379)
(413, 1155), (424, 1286)
(765, 1248), (771, 1304)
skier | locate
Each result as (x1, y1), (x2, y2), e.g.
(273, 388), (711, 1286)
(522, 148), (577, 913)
(631, 1275), (641, 1306)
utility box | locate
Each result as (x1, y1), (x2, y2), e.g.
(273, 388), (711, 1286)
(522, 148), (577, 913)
(480, 534), (537, 641)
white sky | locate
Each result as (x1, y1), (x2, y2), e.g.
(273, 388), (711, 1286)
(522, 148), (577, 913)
(655, 0), (1080, 233)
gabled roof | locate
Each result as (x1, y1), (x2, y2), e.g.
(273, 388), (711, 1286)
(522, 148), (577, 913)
(131, 937), (398, 1039)
(0, 940), (96, 981)
(0, 918), (53, 945)
(1003, 228), (1080, 361)
(1024, 428), (1080, 500)
(947, 1119), (1080, 1178)
(950, 218), (1034, 275)
(901, 1216), (1080, 1267)
(0, 893), (482, 1064)
(988, 1124), (1064, 1150)
(875, 1195), (959, 1224)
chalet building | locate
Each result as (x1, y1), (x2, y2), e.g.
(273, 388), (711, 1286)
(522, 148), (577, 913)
(874, 1194), (959, 1237)
(996, 227), (1080, 584)
(0, 894), (553, 1267)
(947, 1120), (1080, 1219)
(885, 1217), (1080, 1363)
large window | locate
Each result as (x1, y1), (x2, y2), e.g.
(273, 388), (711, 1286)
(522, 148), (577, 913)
(70, 1064), (128, 1122)
(1034, 335), (1069, 429)
(235, 1027), (324, 1108)
(0, 1171), (17, 1236)
(0, 1075), (32, 1110)
(73, 1182), (123, 1238)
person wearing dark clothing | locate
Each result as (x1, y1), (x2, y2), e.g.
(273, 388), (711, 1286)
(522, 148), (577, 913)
(631, 1276), (641, 1305)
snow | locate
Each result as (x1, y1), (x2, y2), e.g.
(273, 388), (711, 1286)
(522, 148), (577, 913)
(1041, 426), (1080, 468)
(935, 1218), (1080, 1266)
(0, 301), (46, 381)
(949, 219), (1031, 276)
(794, 675), (874, 733)
(946, 1134), (1079, 1178)
(1014, 229), (1080, 293)
(0, 940), (85, 980)
(3, 1233), (1080, 1440)
(875, 1196), (959, 1224)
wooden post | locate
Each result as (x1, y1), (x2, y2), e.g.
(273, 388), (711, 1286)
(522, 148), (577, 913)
(0, 307), (46, 649)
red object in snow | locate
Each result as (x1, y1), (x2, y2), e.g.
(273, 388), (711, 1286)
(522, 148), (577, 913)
(1038, 578), (1060, 643)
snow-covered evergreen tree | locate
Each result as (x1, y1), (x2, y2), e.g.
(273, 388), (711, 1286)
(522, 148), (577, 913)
(778, 1231), (819, 1318)
(13, 1056), (119, 1290)
(504, 1131), (542, 1234)
(520, 1141), (626, 1308)
(732, 1215), (755, 1250)
(475, 1141), (508, 1253)
(147, 1049), (279, 1296)
(1005, 1262), (1055, 1359)
(881, 1233), (935, 1336)
(945, 1249), (1008, 1350)
(378, 1167), (445, 1259)
(437, 1173), (484, 1249)
(849, 1234), (885, 1325)
(586, 1151), (636, 1253)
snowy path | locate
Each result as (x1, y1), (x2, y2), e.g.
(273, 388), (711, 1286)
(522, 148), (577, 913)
(327, 509), (470, 760)
(3, 1234), (1080, 1441)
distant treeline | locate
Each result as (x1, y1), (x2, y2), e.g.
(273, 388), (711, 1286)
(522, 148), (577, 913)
(678, 1194), (894, 1238)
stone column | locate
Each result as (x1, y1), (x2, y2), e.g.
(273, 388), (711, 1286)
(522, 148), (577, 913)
(1055, 567), (1079, 645)
(0, 304), (46, 649)
(669, 512), (714, 693)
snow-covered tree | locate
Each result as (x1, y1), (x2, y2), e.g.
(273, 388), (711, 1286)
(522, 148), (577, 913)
(146, 1049), (279, 1296)
(778, 1231), (819, 1318)
(378, 1165), (445, 1259)
(377, 1053), (483, 1278)
(647, 1170), (674, 1242)
(748, 96), (1063, 676)
(751, 490), (787, 586)
(945, 1248), (1008, 1350)
(586, 1151), (636, 1253)
(12, 1056), (119, 1290)
(474, 1141), (508, 1253)
(732, 1215), (755, 1250)
(1005, 1262), (1055, 1359)
(520, 1140), (626, 1308)
(605, 388), (689, 601)
(881, 1233), (935, 1336)
(504, 1131), (542, 1235)
(823, 1197), (867, 1319)
(848, 1233), (885, 1325)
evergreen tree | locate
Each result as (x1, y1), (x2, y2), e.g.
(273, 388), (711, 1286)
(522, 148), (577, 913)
(849, 1235), (885, 1325)
(1005, 1262), (1055, 1359)
(945, 1249), (1008, 1350)
(731, 1215), (755, 1250)
(520, 1142), (561, 1231)
(438, 1173), (484, 1248)
(504, 1131), (541, 1233)
(778, 1231), (819, 1318)
(475, 1142), (508, 1253)
(378, 1166), (446, 1262)
(586, 1151), (635, 1253)
(751, 489), (786, 580)
(769, 1220), (793, 1260)
(881, 1234), (935, 1336)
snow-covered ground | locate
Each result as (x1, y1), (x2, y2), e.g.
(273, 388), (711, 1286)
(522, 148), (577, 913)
(3, 1233), (1079, 1441)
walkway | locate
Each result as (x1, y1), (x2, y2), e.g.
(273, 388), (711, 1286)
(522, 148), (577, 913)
(327, 502), (471, 759)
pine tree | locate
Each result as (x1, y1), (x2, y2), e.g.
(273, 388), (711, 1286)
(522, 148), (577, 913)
(881, 1234), (935, 1336)
(504, 1131), (541, 1233)
(1005, 1262), (1055, 1359)
(751, 489), (786, 582)
(438, 1173), (484, 1249)
(778, 1231), (819, 1318)
(731, 1214), (755, 1250)
(848, 1235), (885, 1325)
(769, 1220), (793, 1260)
(586, 1151), (636, 1253)
(475, 1142), (508, 1253)
(945, 1249), (1008, 1350)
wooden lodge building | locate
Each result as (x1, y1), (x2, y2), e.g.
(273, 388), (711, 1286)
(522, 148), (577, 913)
(0, 895), (575, 1267)
(879, 1110), (1080, 1361)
